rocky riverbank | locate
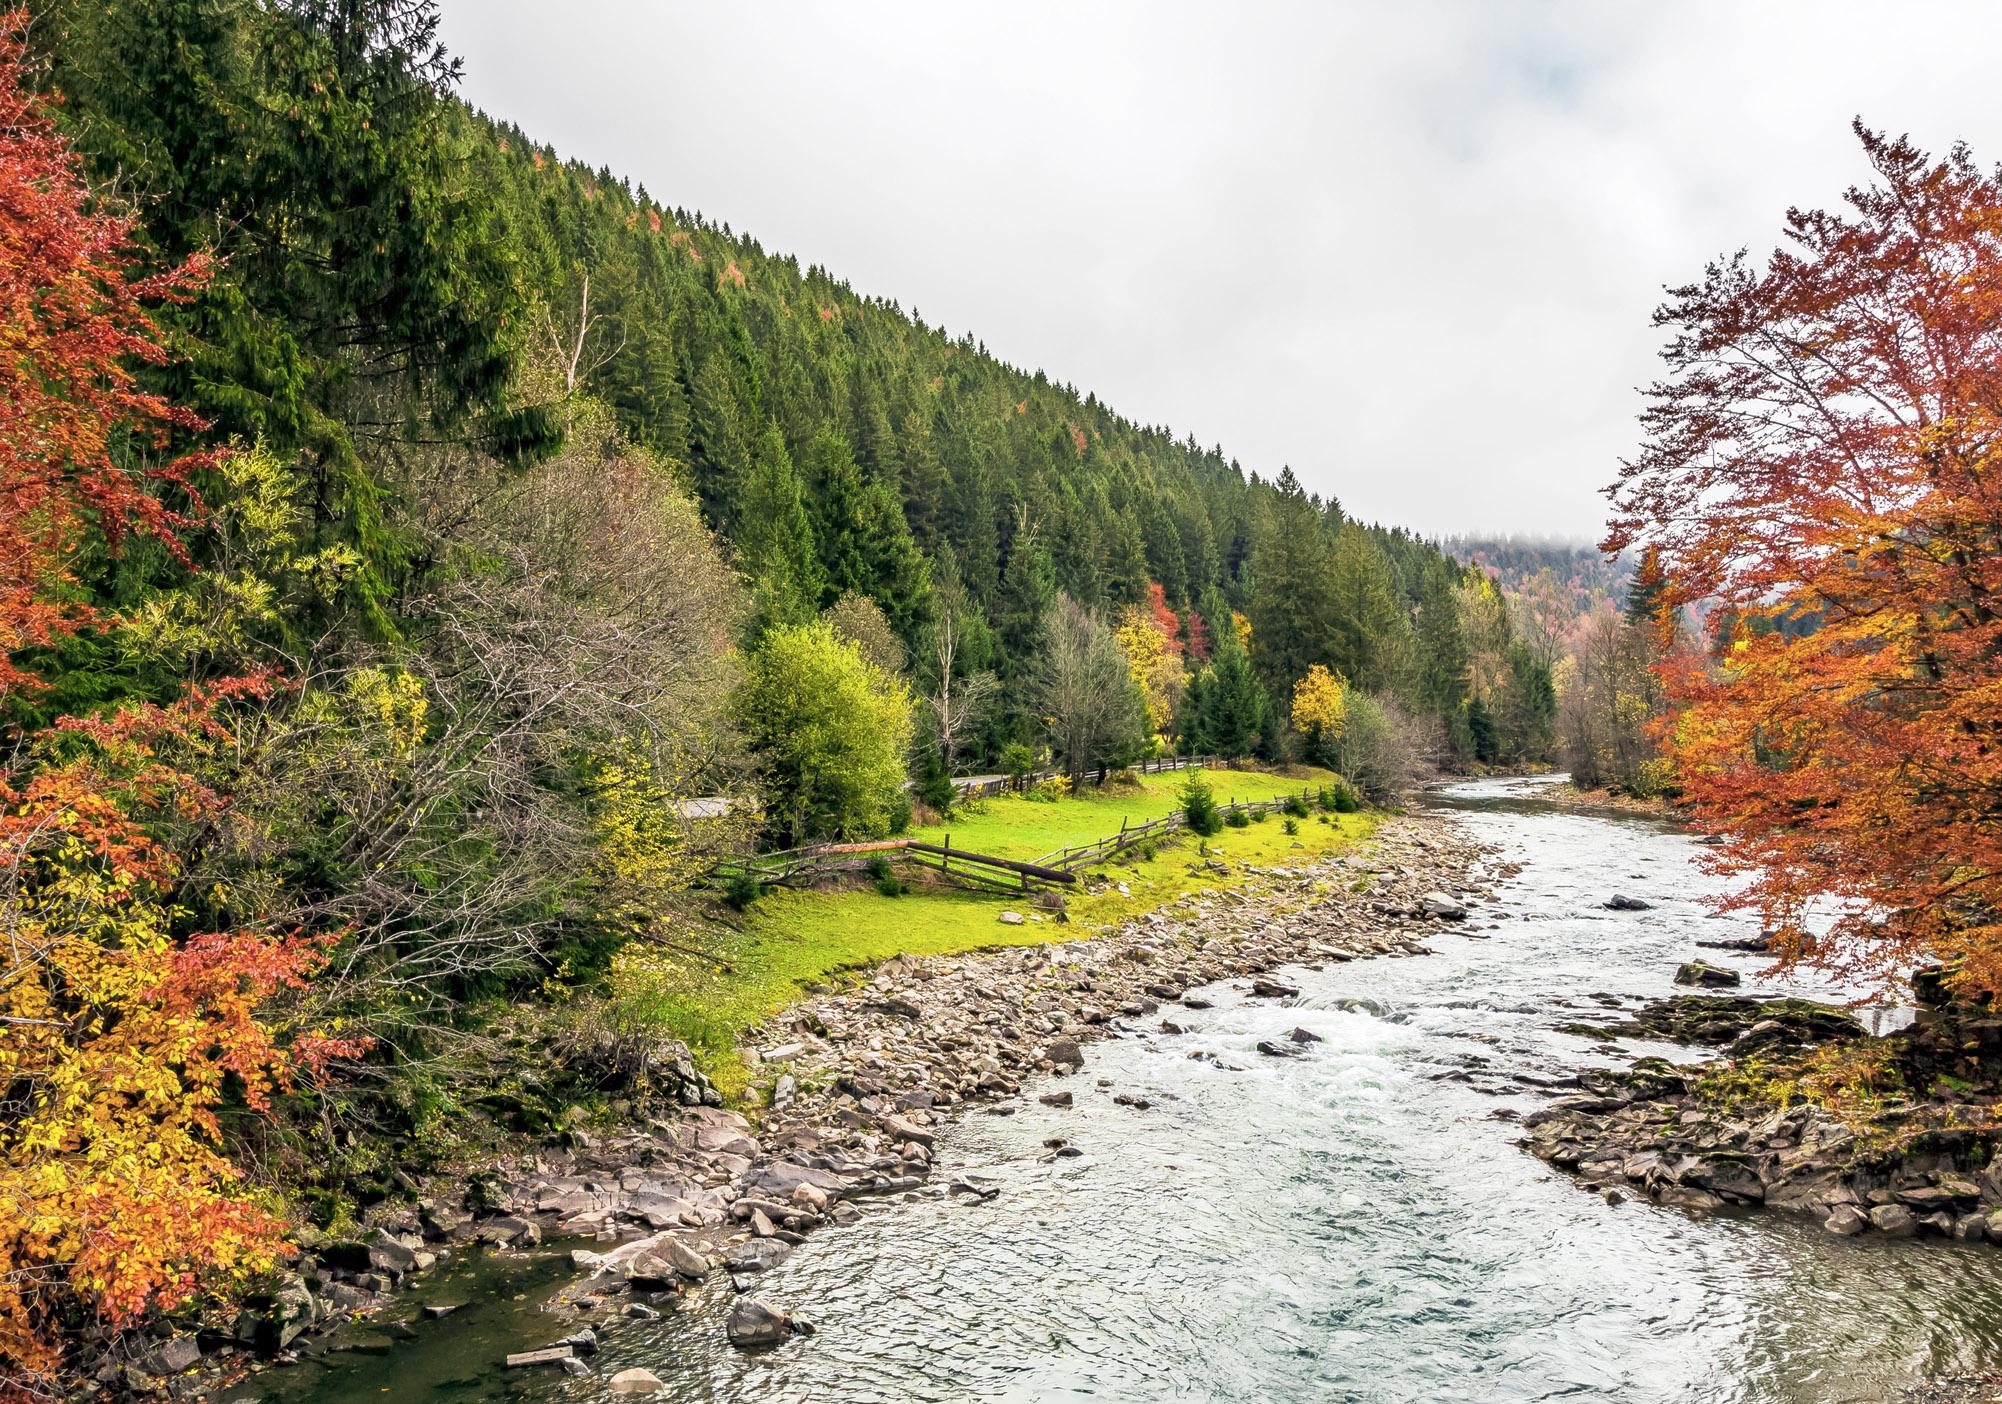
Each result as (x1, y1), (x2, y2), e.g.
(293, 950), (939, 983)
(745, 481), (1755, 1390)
(122, 814), (1495, 1398)
(1520, 974), (2002, 1244)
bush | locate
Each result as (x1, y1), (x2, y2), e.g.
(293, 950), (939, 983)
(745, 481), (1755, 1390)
(865, 853), (906, 898)
(1249, 808), (1268, 824)
(887, 789), (913, 834)
(1026, 774), (1072, 803)
(1282, 817), (1300, 835)
(1000, 741), (1038, 784)
(722, 872), (765, 910)
(1140, 841), (1158, 861)
(1282, 792), (1311, 819)
(1180, 771), (1223, 836)
(1329, 691), (1430, 805)
(1224, 808), (1251, 828)
(1319, 777), (1362, 813)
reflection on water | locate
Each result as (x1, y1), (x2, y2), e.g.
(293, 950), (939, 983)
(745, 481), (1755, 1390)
(263, 776), (2002, 1404)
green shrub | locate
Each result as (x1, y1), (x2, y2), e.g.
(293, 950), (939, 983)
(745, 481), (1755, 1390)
(722, 872), (765, 910)
(1283, 792), (1311, 819)
(1249, 808), (1268, 824)
(1140, 841), (1158, 861)
(865, 853), (906, 897)
(1180, 772), (1223, 836)
(1320, 778), (1362, 813)
(887, 790), (914, 834)
(1282, 817), (1300, 835)
(1224, 808), (1251, 828)
(1000, 741), (1038, 783)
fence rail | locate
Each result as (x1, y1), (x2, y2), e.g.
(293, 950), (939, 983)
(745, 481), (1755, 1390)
(1034, 789), (1313, 872)
(708, 762), (1314, 898)
(709, 835), (1079, 895)
(948, 753), (1224, 799)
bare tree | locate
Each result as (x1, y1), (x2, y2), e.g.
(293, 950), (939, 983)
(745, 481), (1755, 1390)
(1030, 593), (1146, 787)
(921, 576), (996, 774)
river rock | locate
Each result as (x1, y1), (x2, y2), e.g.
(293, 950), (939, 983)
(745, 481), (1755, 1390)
(629, 1237), (710, 1283)
(1044, 1036), (1084, 1071)
(610, 1368), (666, 1395)
(1674, 960), (1741, 989)
(1869, 1203), (1918, 1236)
(1418, 891), (1467, 920)
(1604, 894), (1653, 911)
(727, 1298), (794, 1348)
(998, 911), (1026, 925)
(1038, 1090), (1074, 1108)
(1823, 1204), (1869, 1236)
(139, 1336), (201, 1375)
(1250, 978), (1300, 999)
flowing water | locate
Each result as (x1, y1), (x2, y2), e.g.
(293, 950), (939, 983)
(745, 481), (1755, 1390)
(247, 776), (2002, 1404)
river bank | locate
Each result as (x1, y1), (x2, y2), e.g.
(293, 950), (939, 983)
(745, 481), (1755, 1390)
(189, 813), (1492, 1400)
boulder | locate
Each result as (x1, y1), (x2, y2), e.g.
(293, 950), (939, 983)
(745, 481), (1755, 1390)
(1418, 892), (1467, 920)
(1604, 895), (1653, 911)
(998, 911), (1026, 926)
(1869, 1203), (1918, 1236)
(1823, 1204), (1869, 1237)
(1044, 1036), (1084, 1071)
(1038, 1090), (1074, 1108)
(1249, 978), (1300, 999)
(726, 1298), (794, 1349)
(628, 1237), (710, 1283)
(1674, 961), (1741, 989)
(139, 1336), (201, 1375)
(610, 1368), (666, 1395)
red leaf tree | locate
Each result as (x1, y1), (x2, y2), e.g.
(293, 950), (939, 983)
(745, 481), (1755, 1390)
(0, 9), (217, 699)
(1606, 125), (2002, 997)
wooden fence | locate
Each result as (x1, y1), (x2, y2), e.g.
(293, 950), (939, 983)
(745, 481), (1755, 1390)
(707, 763), (1315, 898)
(710, 836), (1078, 895)
(1034, 789), (1313, 872)
(949, 753), (1224, 800)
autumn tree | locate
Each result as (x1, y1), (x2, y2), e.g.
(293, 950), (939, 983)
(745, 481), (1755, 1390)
(1605, 126), (2002, 996)
(1115, 583), (1188, 745)
(1290, 664), (1349, 768)
(0, 25), (343, 1384)
(0, 14), (218, 701)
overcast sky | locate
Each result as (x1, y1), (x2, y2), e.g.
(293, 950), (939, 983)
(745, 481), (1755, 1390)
(439, 2), (2002, 540)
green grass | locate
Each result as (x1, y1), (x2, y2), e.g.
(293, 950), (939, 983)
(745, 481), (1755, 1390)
(646, 766), (1368, 1101)
(909, 766), (1325, 860)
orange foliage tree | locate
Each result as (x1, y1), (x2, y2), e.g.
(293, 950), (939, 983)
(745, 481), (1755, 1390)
(1606, 126), (2002, 998)
(0, 17), (342, 1390)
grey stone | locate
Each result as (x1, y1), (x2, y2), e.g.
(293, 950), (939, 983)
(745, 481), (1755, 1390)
(1869, 1203), (1918, 1236)
(727, 1298), (794, 1348)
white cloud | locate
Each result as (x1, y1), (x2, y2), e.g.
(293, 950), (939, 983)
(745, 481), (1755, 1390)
(440, 0), (2002, 538)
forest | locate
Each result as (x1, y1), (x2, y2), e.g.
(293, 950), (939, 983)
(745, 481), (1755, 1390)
(0, 0), (1565, 1387)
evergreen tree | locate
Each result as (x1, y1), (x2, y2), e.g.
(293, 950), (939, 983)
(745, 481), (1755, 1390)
(806, 425), (930, 635)
(1248, 466), (1336, 694)
(736, 419), (824, 634)
(1327, 523), (1414, 695)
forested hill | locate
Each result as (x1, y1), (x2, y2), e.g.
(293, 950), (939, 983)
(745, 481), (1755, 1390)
(31, 0), (1552, 771)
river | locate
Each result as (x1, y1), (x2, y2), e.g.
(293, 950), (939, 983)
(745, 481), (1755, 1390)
(243, 776), (2002, 1404)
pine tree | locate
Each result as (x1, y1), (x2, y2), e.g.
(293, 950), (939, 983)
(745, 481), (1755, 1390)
(1248, 466), (1337, 694)
(805, 425), (930, 636)
(1327, 523), (1414, 695)
(736, 419), (824, 633)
